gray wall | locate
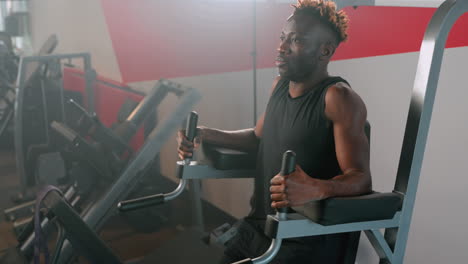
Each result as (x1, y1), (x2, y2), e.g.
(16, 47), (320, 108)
(28, 0), (122, 81)
(329, 47), (468, 263)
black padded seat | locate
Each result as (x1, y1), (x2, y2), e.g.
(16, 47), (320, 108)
(292, 192), (403, 226)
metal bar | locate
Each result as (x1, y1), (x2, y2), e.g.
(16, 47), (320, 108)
(374, 0), (443, 7)
(15, 56), (31, 189)
(51, 224), (66, 264)
(19, 53), (91, 63)
(279, 0), (442, 9)
(189, 179), (205, 233)
(82, 54), (96, 113)
(272, 212), (400, 239)
(388, 1), (468, 263)
(252, 238), (283, 264)
(40, 79), (51, 144)
(67, 70), (145, 96)
(3, 200), (35, 221)
(58, 64), (67, 124)
(364, 230), (393, 263)
(117, 82), (169, 142)
(164, 179), (187, 202)
(252, 0), (257, 126)
(56, 86), (201, 264)
(124, 82), (168, 133)
(250, 211), (289, 263)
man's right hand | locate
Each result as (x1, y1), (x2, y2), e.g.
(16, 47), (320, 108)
(177, 129), (201, 160)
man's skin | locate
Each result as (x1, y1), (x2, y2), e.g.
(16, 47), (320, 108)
(177, 13), (371, 209)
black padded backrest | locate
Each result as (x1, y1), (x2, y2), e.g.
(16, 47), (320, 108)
(201, 143), (256, 170)
(42, 192), (122, 264)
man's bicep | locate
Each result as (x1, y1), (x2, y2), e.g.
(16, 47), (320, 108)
(325, 84), (370, 174)
(333, 121), (370, 174)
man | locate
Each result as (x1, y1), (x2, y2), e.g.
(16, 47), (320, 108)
(177, 1), (371, 263)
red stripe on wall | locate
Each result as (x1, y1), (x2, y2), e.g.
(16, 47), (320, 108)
(332, 7), (468, 61)
(101, 1), (468, 83)
(101, 0), (254, 83)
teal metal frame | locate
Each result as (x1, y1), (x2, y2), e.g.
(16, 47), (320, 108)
(243, 1), (468, 263)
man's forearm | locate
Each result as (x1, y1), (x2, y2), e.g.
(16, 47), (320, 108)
(322, 170), (372, 199)
(200, 127), (259, 152)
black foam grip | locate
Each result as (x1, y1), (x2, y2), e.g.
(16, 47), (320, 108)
(278, 150), (296, 214)
(117, 194), (165, 212)
(185, 111), (198, 142)
(280, 150), (296, 176)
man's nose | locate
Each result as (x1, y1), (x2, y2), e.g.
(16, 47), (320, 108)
(277, 40), (289, 53)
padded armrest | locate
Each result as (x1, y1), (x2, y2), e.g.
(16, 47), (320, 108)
(292, 191), (403, 225)
(200, 143), (256, 170)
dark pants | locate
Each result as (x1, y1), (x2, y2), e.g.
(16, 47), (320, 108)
(219, 218), (350, 264)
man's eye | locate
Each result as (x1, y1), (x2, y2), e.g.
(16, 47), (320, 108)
(280, 36), (285, 41)
(293, 38), (301, 43)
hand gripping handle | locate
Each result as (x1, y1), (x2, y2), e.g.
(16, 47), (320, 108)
(277, 150), (296, 214)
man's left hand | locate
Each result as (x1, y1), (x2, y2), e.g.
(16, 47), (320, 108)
(270, 165), (328, 208)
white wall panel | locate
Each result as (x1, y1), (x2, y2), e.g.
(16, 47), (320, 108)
(28, 0), (122, 81)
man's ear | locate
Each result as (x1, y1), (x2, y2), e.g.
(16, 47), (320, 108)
(319, 41), (336, 61)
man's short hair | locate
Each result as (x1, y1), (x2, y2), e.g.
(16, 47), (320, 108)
(292, 0), (349, 44)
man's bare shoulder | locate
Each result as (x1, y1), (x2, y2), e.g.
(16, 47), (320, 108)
(324, 81), (367, 122)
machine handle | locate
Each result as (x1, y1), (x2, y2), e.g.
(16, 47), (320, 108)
(278, 150), (296, 214)
(185, 111), (198, 142)
(117, 194), (165, 212)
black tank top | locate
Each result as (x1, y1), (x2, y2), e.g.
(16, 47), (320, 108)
(249, 76), (348, 219)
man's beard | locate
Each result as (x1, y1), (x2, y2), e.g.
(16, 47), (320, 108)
(280, 61), (317, 82)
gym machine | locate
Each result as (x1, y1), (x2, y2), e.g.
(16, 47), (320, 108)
(3, 48), (96, 236)
(8, 78), (199, 263)
(4, 0), (465, 263)
(0, 34), (57, 143)
(4, 36), (158, 237)
(39, 79), (201, 264)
